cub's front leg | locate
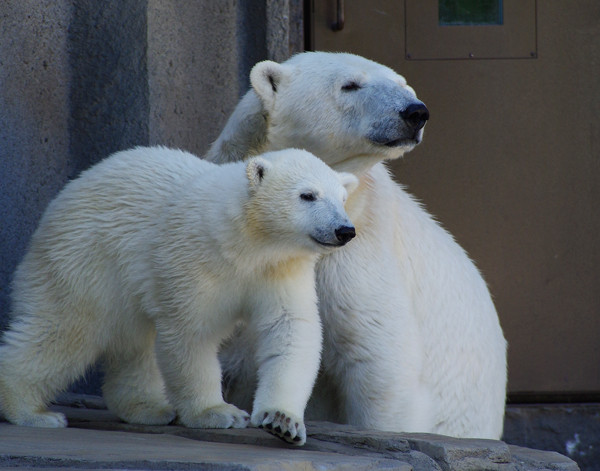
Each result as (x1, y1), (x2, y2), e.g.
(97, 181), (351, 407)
(248, 279), (322, 446)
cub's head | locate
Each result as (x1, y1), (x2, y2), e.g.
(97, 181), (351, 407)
(249, 51), (428, 174)
(245, 149), (358, 253)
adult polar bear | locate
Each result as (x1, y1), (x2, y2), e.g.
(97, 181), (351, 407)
(207, 52), (507, 439)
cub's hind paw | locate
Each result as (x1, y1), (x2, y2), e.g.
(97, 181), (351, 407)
(116, 403), (176, 426)
(252, 409), (306, 446)
(11, 411), (67, 428)
(179, 403), (250, 429)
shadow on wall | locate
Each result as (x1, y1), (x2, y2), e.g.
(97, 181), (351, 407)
(68, 0), (150, 175)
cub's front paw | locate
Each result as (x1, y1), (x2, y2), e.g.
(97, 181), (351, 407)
(179, 403), (250, 429)
(252, 409), (306, 446)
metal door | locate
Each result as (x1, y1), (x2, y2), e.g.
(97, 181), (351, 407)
(309, 0), (600, 400)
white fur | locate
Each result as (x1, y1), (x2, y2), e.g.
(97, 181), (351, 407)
(207, 52), (507, 439)
(0, 146), (357, 445)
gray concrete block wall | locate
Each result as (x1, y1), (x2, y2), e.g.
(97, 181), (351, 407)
(146, 0), (302, 153)
(0, 0), (74, 331)
(148, 0), (253, 154)
(0, 0), (295, 342)
(68, 0), (150, 172)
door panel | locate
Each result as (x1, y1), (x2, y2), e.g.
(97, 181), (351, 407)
(309, 0), (600, 397)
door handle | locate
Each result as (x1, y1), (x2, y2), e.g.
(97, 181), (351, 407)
(332, 0), (345, 31)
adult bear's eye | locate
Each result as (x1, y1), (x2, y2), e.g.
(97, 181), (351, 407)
(341, 81), (361, 91)
(300, 192), (316, 202)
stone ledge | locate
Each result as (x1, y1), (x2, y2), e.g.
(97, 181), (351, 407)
(509, 445), (582, 471)
(0, 394), (580, 471)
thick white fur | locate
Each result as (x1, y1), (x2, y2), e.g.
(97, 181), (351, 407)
(0, 146), (357, 445)
(207, 52), (507, 439)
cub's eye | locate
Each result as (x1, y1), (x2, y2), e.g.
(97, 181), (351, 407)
(300, 192), (316, 202)
(341, 81), (362, 91)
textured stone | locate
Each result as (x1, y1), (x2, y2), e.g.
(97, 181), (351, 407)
(308, 422), (411, 453)
(307, 422), (443, 471)
(509, 445), (580, 471)
(0, 423), (410, 471)
(0, 395), (578, 471)
(403, 433), (513, 471)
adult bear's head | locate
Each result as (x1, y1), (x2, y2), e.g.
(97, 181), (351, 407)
(207, 52), (428, 176)
(250, 52), (428, 175)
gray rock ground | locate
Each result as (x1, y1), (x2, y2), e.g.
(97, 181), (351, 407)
(0, 394), (579, 471)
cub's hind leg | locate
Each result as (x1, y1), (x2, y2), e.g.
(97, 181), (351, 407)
(102, 316), (174, 425)
(0, 311), (104, 427)
(153, 323), (249, 429)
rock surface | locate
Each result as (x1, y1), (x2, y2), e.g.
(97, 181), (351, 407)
(0, 394), (580, 471)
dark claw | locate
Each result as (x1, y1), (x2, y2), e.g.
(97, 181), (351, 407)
(293, 436), (302, 442)
(265, 423), (273, 430)
(274, 426), (282, 434)
(284, 431), (291, 437)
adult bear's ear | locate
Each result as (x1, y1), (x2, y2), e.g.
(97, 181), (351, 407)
(337, 172), (359, 196)
(250, 60), (289, 110)
(246, 156), (272, 190)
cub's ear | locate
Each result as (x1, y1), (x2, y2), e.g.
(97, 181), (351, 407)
(250, 60), (290, 110)
(337, 172), (359, 196)
(246, 157), (272, 190)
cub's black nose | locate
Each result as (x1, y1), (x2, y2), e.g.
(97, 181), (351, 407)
(335, 225), (356, 245)
(401, 103), (429, 131)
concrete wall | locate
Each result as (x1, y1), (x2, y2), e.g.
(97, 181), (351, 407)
(0, 1), (301, 367)
(1, 0), (73, 331)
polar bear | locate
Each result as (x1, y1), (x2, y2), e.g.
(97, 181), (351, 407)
(0, 146), (357, 445)
(206, 52), (508, 439)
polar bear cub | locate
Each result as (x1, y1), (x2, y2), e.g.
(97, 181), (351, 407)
(0, 146), (357, 445)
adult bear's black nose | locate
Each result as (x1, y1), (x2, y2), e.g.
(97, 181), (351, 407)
(401, 103), (429, 131)
(335, 225), (356, 245)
